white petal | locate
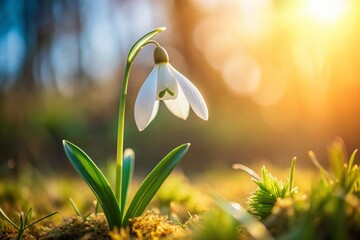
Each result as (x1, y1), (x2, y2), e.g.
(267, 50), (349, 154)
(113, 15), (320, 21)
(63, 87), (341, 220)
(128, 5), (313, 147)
(149, 100), (160, 122)
(157, 64), (178, 100)
(169, 65), (209, 120)
(164, 85), (190, 120)
(134, 67), (159, 131)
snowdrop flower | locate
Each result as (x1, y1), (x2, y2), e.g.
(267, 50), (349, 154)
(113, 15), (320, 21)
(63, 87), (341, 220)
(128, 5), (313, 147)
(135, 46), (208, 131)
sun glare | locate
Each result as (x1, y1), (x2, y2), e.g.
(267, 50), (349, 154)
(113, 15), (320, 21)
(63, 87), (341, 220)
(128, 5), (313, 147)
(307, 0), (349, 23)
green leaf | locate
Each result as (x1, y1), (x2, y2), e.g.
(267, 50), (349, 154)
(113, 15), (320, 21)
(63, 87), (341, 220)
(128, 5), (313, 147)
(348, 149), (358, 173)
(127, 27), (166, 63)
(121, 148), (135, 214)
(95, 201), (100, 217)
(26, 211), (58, 230)
(19, 213), (24, 232)
(0, 207), (19, 230)
(69, 198), (81, 217)
(23, 208), (32, 227)
(289, 157), (296, 190)
(63, 140), (121, 228)
(232, 163), (261, 181)
(82, 212), (92, 222)
(123, 143), (190, 226)
(309, 150), (331, 181)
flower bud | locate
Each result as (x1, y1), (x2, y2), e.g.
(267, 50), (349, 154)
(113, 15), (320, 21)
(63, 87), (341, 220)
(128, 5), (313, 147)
(154, 46), (169, 64)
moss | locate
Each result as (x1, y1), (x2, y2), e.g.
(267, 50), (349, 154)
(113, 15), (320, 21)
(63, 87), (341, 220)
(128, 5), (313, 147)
(0, 232), (36, 240)
(155, 172), (210, 220)
(40, 215), (110, 240)
(0, 228), (38, 240)
(128, 210), (189, 240)
(39, 211), (188, 240)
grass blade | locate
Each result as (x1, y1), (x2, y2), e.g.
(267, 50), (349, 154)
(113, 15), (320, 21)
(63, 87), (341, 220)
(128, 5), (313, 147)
(348, 149), (358, 173)
(289, 157), (296, 190)
(19, 213), (24, 232)
(83, 212), (92, 222)
(309, 151), (331, 181)
(232, 163), (261, 181)
(95, 201), (100, 217)
(121, 148), (135, 214)
(26, 211), (58, 229)
(128, 27), (166, 63)
(0, 207), (19, 230)
(123, 143), (190, 226)
(63, 140), (121, 228)
(23, 208), (32, 227)
(214, 196), (274, 240)
(69, 198), (81, 217)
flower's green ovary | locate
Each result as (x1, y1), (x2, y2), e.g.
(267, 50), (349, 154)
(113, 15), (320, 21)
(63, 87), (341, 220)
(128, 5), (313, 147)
(159, 88), (174, 98)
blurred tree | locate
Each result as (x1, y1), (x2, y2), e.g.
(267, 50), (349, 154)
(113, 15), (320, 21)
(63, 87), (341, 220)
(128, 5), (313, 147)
(0, 0), (88, 172)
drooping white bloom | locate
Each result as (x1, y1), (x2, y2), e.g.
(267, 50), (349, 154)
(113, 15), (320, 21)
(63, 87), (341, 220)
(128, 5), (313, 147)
(134, 46), (208, 131)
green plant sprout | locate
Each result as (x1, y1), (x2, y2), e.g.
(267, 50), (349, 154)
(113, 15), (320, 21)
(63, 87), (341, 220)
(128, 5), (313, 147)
(309, 139), (360, 195)
(0, 207), (57, 240)
(94, 200), (100, 218)
(62, 27), (208, 229)
(69, 198), (93, 223)
(233, 158), (297, 219)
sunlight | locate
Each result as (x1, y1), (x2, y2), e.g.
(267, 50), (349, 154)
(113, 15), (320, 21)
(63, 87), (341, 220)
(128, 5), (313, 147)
(222, 54), (261, 96)
(307, 0), (349, 23)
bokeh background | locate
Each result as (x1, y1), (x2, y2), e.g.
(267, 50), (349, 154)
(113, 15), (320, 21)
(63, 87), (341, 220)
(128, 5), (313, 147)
(1, 0), (360, 175)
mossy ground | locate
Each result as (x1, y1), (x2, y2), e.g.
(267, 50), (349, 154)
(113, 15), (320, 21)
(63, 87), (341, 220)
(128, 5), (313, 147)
(0, 210), (192, 240)
(1, 146), (359, 240)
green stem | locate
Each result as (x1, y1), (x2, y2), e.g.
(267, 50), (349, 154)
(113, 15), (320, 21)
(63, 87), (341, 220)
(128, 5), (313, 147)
(17, 230), (23, 240)
(115, 61), (132, 205)
(114, 27), (166, 211)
